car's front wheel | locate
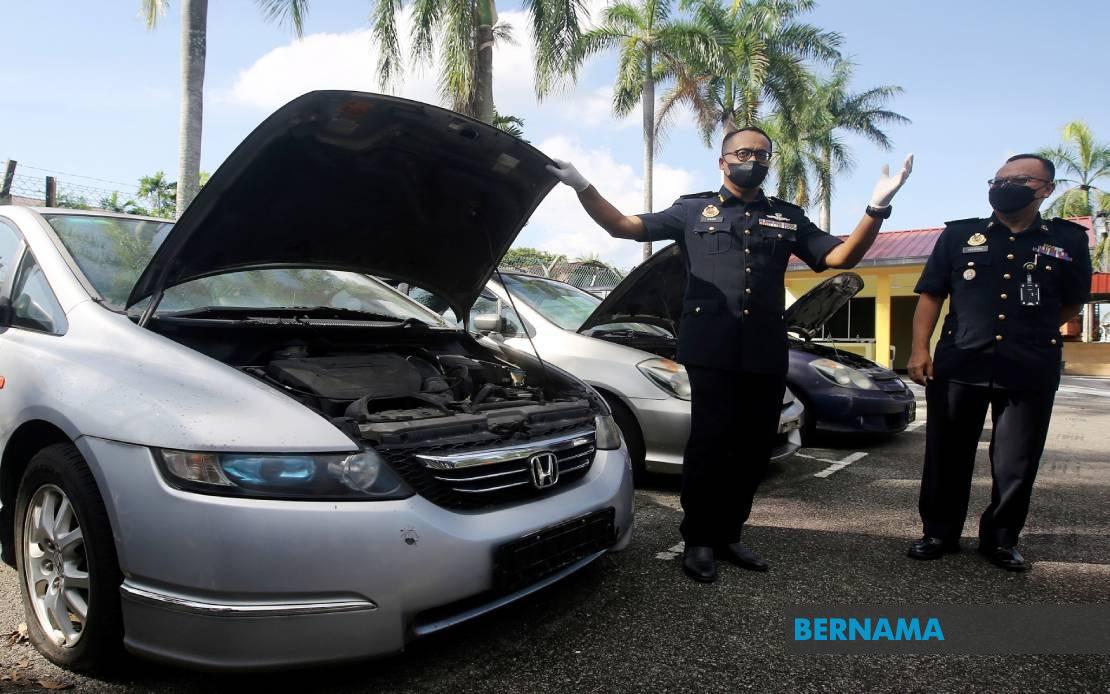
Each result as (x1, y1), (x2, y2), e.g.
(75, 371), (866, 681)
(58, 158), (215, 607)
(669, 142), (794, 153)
(15, 443), (123, 672)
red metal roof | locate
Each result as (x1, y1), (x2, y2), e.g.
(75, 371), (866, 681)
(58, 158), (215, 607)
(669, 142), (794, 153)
(789, 216), (1095, 270)
(1093, 273), (1110, 299)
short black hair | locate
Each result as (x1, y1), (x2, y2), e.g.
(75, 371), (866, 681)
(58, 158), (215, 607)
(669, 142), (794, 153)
(1006, 153), (1055, 181)
(722, 126), (773, 155)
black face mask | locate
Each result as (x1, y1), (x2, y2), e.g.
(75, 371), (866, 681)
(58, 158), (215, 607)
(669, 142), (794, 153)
(726, 161), (769, 189)
(989, 184), (1036, 213)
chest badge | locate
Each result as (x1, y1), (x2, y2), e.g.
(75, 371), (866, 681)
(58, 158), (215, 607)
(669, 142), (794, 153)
(759, 212), (798, 231)
(967, 233), (987, 246)
(963, 268), (977, 280)
(1033, 243), (1072, 261)
(701, 204), (720, 218)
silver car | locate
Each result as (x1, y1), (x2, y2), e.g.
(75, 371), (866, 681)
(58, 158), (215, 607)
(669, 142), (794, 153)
(0, 92), (632, 672)
(414, 270), (804, 476)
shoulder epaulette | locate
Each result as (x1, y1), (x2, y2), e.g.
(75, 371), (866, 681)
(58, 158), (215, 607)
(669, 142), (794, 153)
(767, 196), (803, 211)
(678, 191), (716, 200)
(1049, 217), (1087, 233)
(943, 217), (983, 226)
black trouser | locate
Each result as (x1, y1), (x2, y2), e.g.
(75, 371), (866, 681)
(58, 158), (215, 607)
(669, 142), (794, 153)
(919, 379), (1056, 547)
(680, 367), (786, 547)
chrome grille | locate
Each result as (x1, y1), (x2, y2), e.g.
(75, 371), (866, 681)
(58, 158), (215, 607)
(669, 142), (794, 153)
(379, 428), (597, 509)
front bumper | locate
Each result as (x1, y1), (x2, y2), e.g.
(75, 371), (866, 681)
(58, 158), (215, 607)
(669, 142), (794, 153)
(77, 436), (633, 671)
(810, 387), (916, 434)
(629, 394), (804, 474)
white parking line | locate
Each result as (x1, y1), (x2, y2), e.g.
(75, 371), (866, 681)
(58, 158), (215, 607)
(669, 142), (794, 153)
(800, 451), (869, 478)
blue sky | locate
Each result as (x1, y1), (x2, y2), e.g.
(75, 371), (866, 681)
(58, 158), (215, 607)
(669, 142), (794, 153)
(3, 1), (1108, 269)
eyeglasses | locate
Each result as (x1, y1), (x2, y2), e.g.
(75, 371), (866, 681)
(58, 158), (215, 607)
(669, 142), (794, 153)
(987, 176), (1050, 188)
(724, 148), (773, 163)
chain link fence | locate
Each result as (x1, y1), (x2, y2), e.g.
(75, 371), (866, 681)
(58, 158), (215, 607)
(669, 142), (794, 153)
(2, 161), (147, 212)
(500, 258), (626, 296)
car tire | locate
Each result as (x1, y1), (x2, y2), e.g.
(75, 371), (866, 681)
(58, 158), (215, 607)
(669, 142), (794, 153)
(602, 395), (646, 482)
(14, 443), (124, 673)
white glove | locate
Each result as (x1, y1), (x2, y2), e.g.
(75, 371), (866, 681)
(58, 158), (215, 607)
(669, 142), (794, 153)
(869, 153), (914, 208)
(545, 159), (591, 193)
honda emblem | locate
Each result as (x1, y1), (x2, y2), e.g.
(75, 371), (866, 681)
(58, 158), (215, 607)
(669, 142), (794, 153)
(529, 452), (559, 489)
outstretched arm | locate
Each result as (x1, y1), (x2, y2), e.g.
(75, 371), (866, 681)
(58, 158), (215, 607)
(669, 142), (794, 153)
(547, 160), (646, 240)
(824, 154), (914, 269)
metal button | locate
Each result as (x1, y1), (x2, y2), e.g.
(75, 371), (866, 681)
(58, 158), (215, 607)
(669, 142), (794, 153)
(745, 267), (752, 273)
(947, 330), (953, 335)
(967, 261), (975, 267)
(745, 211), (751, 217)
(1001, 293), (1008, 299)
(744, 229), (751, 235)
(1003, 273), (1012, 280)
(695, 307), (701, 313)
(1009, 236), (1016, 241)
(745, 249), (751, 255)
(743, 309), (750, 315)
(1051, 339), (1058, 345)
(777, 233), (783, 239)
(1046, 265), (1053, 271)
(1006, 253), (1015, 260)
(745, 288), (752, 294)
(995, 335), (1003, 341)
(998, 314), (1006, 320)
(708, 226), (715, 231)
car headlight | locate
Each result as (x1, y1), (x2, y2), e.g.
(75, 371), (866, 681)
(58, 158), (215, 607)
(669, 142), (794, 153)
(810, 358), (876, 390)
(595, 414), (623, 450)
(156, 449), (413, 500)
(637, 358), (692, 400)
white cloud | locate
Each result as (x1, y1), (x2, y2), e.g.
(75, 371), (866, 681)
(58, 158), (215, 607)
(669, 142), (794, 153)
(522, 136), (703, 270)
(226, 10), (537, 115)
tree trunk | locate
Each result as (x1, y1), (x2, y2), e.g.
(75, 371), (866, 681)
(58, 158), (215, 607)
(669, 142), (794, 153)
(473, 0), (496, 124)
(819, 145), (832, 232)
(641, 48), (654, 262)
(176, 0), (207, 218)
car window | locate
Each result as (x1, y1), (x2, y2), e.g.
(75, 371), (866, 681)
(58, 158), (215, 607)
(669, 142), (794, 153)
(0, 219), (23, 293)
(10, 252), (67, 335)
(499, 273), (599, 331)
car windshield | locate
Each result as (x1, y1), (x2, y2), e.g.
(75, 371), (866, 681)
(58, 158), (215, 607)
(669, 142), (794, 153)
(499, 273), (669, 336)
(43, 213), (449, 325)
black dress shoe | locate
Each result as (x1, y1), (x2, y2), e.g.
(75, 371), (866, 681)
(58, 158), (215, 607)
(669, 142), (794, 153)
(978, 544), (1028, 571)
(907, 536), (961, 560)
(682, 545), (717, 583)
(716, 542), (769, 572)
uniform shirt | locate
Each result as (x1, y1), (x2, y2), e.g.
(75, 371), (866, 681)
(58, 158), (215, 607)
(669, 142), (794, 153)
(639, 187), (842, 374)
(914, 214), (1092, 390)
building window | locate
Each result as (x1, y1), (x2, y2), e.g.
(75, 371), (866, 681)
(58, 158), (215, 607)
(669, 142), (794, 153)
(816, 298), (875, 340)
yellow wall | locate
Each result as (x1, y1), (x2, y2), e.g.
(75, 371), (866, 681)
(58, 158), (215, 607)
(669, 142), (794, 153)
(785, 263), (949, 369)
(1063, 342), (1110, 377)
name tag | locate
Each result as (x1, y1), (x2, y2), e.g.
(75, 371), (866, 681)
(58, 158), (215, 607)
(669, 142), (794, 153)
(962, 246), (989, 254)
(700, 216), (724, 222)
(759, 218), (798, 231)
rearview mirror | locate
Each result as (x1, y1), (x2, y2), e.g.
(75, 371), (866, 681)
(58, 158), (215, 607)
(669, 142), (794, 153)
(472, 313), (504, 333)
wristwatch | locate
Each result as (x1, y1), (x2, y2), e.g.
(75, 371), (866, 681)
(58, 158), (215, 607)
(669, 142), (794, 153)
(866, 205), (892, 219)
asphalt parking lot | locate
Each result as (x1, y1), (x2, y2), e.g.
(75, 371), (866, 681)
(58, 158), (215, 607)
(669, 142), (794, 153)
(0, 377), (1107, 693)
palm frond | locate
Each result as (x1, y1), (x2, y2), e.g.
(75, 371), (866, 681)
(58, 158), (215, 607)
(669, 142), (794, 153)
(140, 0), (169, 30)
(370, 0), (405, 90)
(256, 0), (310, 37)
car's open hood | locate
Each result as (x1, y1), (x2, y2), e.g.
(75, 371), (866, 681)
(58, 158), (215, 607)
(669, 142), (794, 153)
(126, 91), (557, 317)
(577, 243), (863, 339)
(578, 244), (686, 334)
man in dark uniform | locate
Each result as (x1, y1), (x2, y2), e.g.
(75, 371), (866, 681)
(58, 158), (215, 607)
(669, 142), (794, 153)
(906, 153), (1092, 571)
(547, 128), (913, 582)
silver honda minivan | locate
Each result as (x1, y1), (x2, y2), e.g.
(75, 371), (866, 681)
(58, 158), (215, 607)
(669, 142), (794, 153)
(0, 91), (633, 672)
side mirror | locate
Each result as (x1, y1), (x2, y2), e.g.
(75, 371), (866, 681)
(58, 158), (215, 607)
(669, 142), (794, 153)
(473, 313), (504, 334)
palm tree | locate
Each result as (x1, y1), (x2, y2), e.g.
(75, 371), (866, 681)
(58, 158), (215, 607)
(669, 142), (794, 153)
(807, 62), (908, 231)
(141, 1), (309, 218)
(655, 0), (842, 147)
(565, 0), (720, 260)
(493, 111), (527, 140)
(1039, 121), (1110, 222)
(371, 0), (584, 125)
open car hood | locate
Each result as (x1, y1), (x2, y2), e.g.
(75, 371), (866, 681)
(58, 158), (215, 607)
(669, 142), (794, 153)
(126, 91), (557, 316)
(577, 243), (863, 339)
